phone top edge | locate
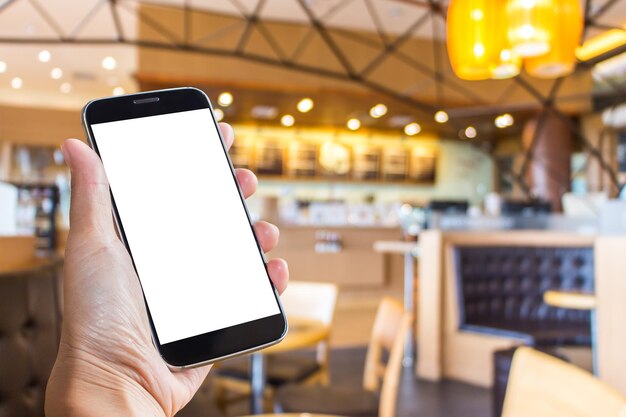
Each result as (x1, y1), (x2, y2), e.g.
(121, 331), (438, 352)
(82, 87), (211, 126)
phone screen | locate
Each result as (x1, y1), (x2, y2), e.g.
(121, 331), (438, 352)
(90, 108), (280, 345)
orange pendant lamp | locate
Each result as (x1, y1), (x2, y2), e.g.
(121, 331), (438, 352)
(507, 0), (556, 58)
(447, 0), (516, 80)
(525, 0), (583, 78)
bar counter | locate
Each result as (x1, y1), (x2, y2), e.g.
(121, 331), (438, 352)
(269, 225), (404, 287)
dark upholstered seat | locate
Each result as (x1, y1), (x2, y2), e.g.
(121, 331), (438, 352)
(276, 384), (379, 417)
(455, 246), (593, 346)
(217, 354), (321, 387)
(0, 259), (62, 417)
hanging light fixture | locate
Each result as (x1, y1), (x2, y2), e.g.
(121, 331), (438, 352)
(506, 0), (555, 58)
(525, 0), (582, 78)
(447, 0), (516, 80)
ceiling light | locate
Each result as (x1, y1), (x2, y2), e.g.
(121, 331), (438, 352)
(494, 114), (514, 128)
(60, 82), (72, 94)
(218, 92), (234, 107)
(370, 104), (388, 118)
(38, 50), (51, 63)
(214, 108), (224, 122)
(576, 27), (626, 62)
(112, 86), (125, 96)
(281, 114), (295, 127)
(434, 110), (449, 123)
(297, 98), (314, 113)
(50, 67), (63, 79)
(404, 122), (421, 136)
(347, 118), (361, 131)
(464, 126), (477, 139)
(11, 77), (22, 89)
(0, 61), (6, 73)
(447, 1), (514, 80)
(102, 56), (117, 70)
(525, 0), (582, 79)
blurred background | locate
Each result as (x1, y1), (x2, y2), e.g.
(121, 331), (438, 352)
(1, 1), (626, 417)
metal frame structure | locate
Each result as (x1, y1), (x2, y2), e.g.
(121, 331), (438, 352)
(0, 0), (624, 198)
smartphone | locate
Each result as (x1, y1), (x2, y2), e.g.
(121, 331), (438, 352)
(81, 87), (287, 368)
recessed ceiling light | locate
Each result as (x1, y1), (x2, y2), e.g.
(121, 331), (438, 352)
(38, 50), (51, 63)
(404, 122), (421, 136)
(434, 110), (449, 123)
(0, 61), (6, 73)
(112, 86), (125, 96)
(50, 67), (63, 79)
(214, 108), (224, 122)
(347, 118), (361, 130)
(495, 114), (514, 128)
(11, 77), (22, 89)
(281, 114), (295, 127)
(370, 104), (388, 118)
(297, 98), (314, 113)
(218, 92), (234, 107)
(464, 126), (477, 139)
(102, 56), (117, 70)
(60, 82), (71, 94)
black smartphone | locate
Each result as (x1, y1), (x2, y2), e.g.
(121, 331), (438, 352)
(81, 87), (287, 368)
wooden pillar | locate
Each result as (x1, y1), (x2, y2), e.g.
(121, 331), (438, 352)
(522, 112), (573, 212)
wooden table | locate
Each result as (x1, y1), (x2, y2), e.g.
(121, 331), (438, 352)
(373, 240), (419, 367)
(250, 317), (330, 414)
(543, 289), (598, 374)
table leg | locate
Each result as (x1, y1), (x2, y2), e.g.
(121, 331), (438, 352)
(403, 251), (415, 367)
(250, 353), (265, 414)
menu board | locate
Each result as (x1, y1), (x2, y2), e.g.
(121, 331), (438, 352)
(352, 144), (380, 180)
(381, 147), (408, 181)
(287, 141), (317, 177)
(229, 136), (437, 184)
(229, 137), (254, 170)
(408, 148), (437, 183)
(319, 142), (350, 179)
(254, 140), (284, 176)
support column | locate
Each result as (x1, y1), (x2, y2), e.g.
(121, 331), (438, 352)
(522, 112), (573, 212)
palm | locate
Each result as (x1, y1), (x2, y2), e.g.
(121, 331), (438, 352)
(46, 123), (288, 417)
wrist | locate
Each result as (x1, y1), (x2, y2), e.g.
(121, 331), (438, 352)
(46, 354), (165, 417)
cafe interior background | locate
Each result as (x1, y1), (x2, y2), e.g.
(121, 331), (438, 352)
(2, 0), (626, 416)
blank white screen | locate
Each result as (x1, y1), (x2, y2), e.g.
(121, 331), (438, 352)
(91, 108), (279, 344)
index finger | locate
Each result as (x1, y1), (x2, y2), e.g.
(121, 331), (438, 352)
(219, 122), (234, 150)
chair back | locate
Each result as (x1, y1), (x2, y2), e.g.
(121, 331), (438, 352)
(503, 347), (626, 417)
(363, 297), (411, 417)
(280, 281), (338, 325)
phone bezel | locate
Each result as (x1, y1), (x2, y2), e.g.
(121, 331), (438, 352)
(81, 87), (287, 369)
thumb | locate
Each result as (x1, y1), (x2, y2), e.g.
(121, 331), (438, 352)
(62, 138), (116, 240)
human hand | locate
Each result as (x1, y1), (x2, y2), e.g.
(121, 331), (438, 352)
(45, 123), (289, 417)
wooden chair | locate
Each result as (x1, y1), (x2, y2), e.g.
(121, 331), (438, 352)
(214, 281), (338, 409)
(275, 297), (411, 417)
(503, 347), (626, 417)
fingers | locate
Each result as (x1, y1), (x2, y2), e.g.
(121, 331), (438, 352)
(254, 221), (279, 253)
(61, 139), (116, 240)
(267, 258), (289, 295)
(219, 123), (234, 150)
(235, 168), (257, 198)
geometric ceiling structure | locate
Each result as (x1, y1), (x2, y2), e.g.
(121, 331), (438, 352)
(0, 0), (625, 196)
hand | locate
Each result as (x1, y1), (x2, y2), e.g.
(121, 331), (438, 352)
(45, 123), (289, 417)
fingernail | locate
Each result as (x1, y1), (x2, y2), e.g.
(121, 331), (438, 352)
(269, 223), (279, 236)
